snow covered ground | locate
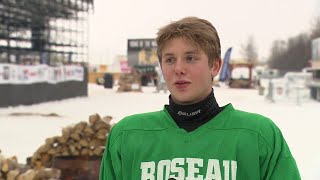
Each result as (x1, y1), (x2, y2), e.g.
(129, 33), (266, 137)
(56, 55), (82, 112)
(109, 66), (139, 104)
(0, 83), (319, 179)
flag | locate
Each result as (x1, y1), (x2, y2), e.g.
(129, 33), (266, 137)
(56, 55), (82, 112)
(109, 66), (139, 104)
(219, 47), (232, 82)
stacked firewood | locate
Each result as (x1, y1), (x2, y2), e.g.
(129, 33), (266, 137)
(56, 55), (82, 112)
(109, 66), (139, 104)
(31, 114), (113, 169)
(117, 71), (142, 92)
(0, 154), (18, 180)
(0, 152), (60, 180)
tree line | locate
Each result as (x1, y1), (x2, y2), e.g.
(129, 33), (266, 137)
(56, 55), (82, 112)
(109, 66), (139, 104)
(267, 17), (320, 74)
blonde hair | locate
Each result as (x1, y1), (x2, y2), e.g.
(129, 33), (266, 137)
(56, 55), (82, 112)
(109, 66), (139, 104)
(156, 17), (221, 67)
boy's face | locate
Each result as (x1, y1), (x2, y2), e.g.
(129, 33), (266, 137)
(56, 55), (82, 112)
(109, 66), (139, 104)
(160, 37), (221, 105)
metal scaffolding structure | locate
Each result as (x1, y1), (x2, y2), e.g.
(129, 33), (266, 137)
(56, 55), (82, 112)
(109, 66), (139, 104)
(0, 0), (94, 65)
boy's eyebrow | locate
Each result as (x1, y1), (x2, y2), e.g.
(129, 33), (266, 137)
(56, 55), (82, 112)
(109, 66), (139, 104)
(163, 50), (199, 57)
(163, 53), (175, 57)
(185, 50), (199, 55)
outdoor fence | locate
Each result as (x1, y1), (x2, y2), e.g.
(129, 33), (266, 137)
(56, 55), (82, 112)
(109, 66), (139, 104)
(0, 64), (88, 107)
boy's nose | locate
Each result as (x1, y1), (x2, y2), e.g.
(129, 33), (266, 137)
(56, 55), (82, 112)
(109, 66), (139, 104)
(174, 59), (186, 75)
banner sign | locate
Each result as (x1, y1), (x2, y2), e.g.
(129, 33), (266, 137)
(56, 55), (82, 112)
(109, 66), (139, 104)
(219, 47), (232, 82)
(120, 60), (132, 73)
(127, 39), (158, 66)
(0, 64), (84, 84)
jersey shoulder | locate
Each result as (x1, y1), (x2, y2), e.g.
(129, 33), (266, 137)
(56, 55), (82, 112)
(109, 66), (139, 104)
(220, 104), (282, 146)
(110, 110), (168, 135)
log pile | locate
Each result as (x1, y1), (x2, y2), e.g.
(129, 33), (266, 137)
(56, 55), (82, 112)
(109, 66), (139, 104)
(117, 71), (142, 92)
(0, 113), (113, 180)
(0, 151), (60, 180)
(31, 114), (113, 169)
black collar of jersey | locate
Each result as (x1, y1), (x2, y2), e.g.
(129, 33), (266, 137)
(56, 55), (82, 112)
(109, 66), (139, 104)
(165, 89), (221, 132)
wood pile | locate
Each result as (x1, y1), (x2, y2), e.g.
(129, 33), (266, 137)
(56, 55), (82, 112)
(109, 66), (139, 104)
(0, 152), (60, 180)
(31, 113), (113, 169)
(117, 71), (142, 92)
(0, 113), (113, 180)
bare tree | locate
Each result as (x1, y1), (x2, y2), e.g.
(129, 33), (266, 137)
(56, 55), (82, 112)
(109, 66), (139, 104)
(310, 16), (320, 39)
(268, 40), (287, 69)
(240, 35), (258, 64)
(268, 33), (311, 74)
(267, 16), (320, 74)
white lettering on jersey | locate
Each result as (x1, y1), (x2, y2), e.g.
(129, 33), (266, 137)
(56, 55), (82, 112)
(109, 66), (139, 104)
(205, 159), (221, 180)
(223, 160), (230, 180)
(186, 158), (203, 180)
(231, 160), (237, 180)
(169, 158), (185, 179)
(140, 158), (237, 180)
(140, 161), (155, 180)
(157, 160), (171, 180)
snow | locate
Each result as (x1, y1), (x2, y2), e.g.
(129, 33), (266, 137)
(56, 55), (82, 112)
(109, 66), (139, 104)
(0, 84), (319, 179)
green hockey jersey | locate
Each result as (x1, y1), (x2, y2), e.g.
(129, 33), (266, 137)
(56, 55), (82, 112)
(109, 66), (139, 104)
(100, 104), (300, 180)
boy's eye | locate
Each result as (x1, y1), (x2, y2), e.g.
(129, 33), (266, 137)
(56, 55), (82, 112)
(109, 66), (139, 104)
(186, 56), (195, 61)
(164, 57), (174, 63)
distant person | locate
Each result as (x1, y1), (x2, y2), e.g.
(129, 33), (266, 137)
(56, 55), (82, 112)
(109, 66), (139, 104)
(100, 17), (300, 179)
(152, 71), (159, 88)
(157, 72), (167, 93)
(154, 66), (168, 93)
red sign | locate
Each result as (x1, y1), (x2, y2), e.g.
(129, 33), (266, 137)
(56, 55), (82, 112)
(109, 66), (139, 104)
(120, 61), (131, 73)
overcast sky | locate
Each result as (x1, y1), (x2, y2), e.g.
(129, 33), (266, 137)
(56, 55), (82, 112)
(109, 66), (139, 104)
(88, 0), (319, 65)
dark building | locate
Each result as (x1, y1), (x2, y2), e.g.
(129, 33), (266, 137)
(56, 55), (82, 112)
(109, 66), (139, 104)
(0, 0), (94, 65)
(0, 0), (94, 107)
(127, 38), (158, 86)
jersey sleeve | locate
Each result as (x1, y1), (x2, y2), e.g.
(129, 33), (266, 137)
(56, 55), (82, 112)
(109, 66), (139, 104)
(258, 121), (301, 180)
(99, 125), (123, 180)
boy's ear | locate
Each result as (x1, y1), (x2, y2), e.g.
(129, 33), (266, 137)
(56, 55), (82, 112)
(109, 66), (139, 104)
(211, 58), (222, 77)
